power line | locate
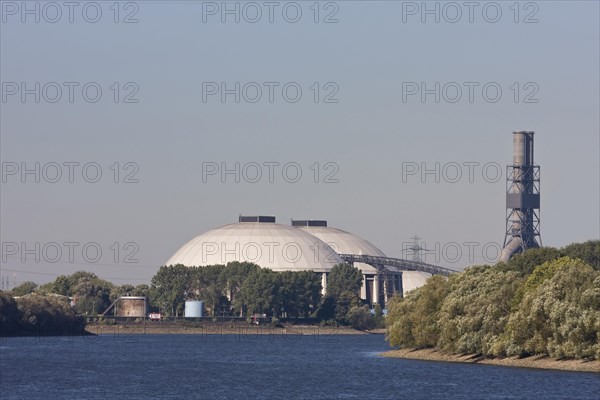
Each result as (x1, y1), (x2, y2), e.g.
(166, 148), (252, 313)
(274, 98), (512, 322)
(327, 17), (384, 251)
(0, 268), (149, 283)
(1, 254), (161, 268)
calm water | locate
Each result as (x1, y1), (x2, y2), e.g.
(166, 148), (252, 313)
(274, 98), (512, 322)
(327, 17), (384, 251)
(1, 333), (598, 399)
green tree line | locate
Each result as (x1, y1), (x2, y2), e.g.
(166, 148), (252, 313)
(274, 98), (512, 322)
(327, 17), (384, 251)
(386, 240), (600, 360)
(149, 262), (323, 318)
(0, 292), (84, 336)
(150, 261), (383, 330)
(2, 262), (383, 330)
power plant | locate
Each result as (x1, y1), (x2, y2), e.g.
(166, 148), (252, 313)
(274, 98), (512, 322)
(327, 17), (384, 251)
(164, 132), (542, 304)
(165, 215), (455, 307)
(500, 131), (542, 262)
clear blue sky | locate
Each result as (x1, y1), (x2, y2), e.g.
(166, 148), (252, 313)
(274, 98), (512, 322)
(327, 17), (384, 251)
(1, 1), (598, 285)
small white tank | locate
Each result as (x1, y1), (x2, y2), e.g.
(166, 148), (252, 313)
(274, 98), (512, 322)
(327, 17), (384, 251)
(184, 300), (204, 318)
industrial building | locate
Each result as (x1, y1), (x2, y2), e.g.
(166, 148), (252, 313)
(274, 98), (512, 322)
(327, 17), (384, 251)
(165, 216), (444, 306)
(163, 131), (538, 307)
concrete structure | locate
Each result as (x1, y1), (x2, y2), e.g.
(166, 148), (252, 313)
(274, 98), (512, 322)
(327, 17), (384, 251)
(500, 131), (542, 262)
(184, 300), (204, 318)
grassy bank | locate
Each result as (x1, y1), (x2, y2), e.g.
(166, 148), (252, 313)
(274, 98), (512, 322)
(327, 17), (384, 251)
(382, 348), (600, 373)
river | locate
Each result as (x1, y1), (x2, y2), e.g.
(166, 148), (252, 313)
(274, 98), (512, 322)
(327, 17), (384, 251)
(1, 333), (598, 399)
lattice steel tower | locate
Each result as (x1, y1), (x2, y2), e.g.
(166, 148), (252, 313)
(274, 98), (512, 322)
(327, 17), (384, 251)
(500, 131), (541, 262)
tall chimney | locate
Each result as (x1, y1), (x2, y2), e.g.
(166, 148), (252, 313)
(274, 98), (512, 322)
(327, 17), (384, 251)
(499, 131), (541, 262)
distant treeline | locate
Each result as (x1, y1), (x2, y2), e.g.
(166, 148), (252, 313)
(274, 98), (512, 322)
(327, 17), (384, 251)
(0, 293), (84, 336)
(148, 262), (383, 329)
(386, 240), (600, 360)
(1, 262), (383, 331)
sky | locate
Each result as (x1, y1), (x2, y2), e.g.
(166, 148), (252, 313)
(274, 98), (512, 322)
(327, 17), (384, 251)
(1, 0), (599, 286)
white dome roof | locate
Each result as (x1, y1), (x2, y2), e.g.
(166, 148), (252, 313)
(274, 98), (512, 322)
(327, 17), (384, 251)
(165, 222), (343, 273)
(294, 225), (386, 274)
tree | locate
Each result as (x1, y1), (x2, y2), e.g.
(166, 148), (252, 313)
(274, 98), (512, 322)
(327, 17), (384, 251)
(312, 263), (363, 324)
(314, 295), (336, 320)
(498, 247), (562, 276)
(68, 271), (101, 289)
(276, 271), (299, 317)
(334, 290), (362, 323)
(239, 268), (279, 316)
(149, 265), (191, 316)
(277, 271), (322, 317)
(189, 265), (227, 316)
(373, 304), (385, 329)
(386, 275), (449, 348)
(386, 292), (418, 348)
(503, 257), (600, 359)
(562, 240), (600, 270)
(9, 281), (37, 297)
(222, 261), (261, 315)
(347, 305), (375, 330)
(523, 257), (564, 292)
(15, 293), (82, 335)
(326, 263), (363, 299)
(437, 266), (522, 356)
(50, 275), (71, 296)
(0, 293), (21, 335)
(294, 271), (322, 317)
(73, 277), (114, 315)
(132, 284), (150, 297)
(110, 284), (135, 302)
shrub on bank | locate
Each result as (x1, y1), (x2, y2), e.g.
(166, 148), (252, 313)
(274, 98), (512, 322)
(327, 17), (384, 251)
(347, 305), (375, 330)
(0, 292), (84, 336)
(502, 258), (600, 359)
(385, 242), (600, 360)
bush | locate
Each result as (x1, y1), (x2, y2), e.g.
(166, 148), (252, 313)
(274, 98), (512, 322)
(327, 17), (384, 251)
(385, 246), (600, 360)
(562, 241), (600, 270)
(498, 247), (562, 276)
(373, 304), (385, 329)
(503, 258), (600, 359)
(0, 293), (21, 335)
(14, 294), (84, 335)
(347, 305), (375, 330)
(386, 275), (449, 349)
(319, 319), (338, 328)
(9, 281), (38, 297)
(437, 267), (522, 356)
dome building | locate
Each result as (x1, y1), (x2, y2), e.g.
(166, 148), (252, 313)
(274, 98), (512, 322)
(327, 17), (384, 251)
(166, 215), (432, 307)
(165, 216), (343, 291)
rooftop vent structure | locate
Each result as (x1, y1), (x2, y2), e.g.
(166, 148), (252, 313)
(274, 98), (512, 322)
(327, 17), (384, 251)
(238, 215), (276, 223)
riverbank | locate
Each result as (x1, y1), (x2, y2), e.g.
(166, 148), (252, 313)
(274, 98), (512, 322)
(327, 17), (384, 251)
(382, 348), (600, 373)
(85, 322), (384, 336)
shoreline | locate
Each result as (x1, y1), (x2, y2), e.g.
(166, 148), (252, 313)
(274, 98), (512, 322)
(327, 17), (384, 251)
(84, 323), (385, 336)
(382, 348), (600, 373)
